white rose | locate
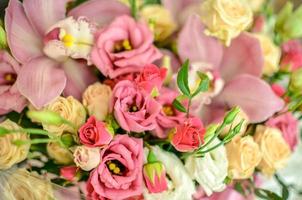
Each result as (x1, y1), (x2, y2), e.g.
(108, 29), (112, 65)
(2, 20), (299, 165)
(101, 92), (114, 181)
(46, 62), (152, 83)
(143, 146), (196, 200)
(82, 82), (112, 121)
(185, 138), (228, 196)
(73, 146), (100, 171)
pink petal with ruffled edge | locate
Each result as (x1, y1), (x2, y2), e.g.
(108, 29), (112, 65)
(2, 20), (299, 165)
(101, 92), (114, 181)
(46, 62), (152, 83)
(178, 15), (223, 69)
(68, 0), (130, 26)
(219, 33), (264, 82)
(219, 74), (284, 123)
(16, 57), (66, 109)
(23, 0), (69, 36)
(62, 59), (97, 100)
(5, 0), (43, 63)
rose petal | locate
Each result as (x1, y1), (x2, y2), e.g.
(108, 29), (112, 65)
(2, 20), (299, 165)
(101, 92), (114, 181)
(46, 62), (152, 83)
(16, 57), (66, 109)
(219, 74), (284, 123)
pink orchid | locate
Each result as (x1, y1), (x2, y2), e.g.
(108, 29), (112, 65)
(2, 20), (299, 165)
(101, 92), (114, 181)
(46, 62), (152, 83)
(178, 15), (284, 123)
(5, 0), (129, 108)
(0, 51), (27, 114)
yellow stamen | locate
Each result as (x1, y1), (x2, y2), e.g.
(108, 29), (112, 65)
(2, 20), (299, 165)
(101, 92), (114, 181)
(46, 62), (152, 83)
(62, 34), (75, 47)
(122, 39), (132, 50)
(163, 105), (174, 116)
(4, 74), (13, 81)
(109, 163), (116, 170)
(131, 106), (138, 112)
(113, 167), (120, 174)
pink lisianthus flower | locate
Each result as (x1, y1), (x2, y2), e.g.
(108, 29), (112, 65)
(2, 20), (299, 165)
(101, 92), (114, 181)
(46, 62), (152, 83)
(91, 15), (162, 78)
(0, 51), (27, 114)
(111, 80), (161, 133)
(5, 0), (129, 108)
(281, 40), (302, 71)
(135, 64), (167, 94)
(171, 117), (205, 152)
(266, 112), (299, 151)
(60, 166), (78, 182)
(152, 87), (186, 138)
(78, 116), (113, 148)
(86, 134), (143, 200)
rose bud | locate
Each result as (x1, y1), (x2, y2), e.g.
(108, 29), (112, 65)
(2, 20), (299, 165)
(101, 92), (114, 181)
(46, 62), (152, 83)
(73, 146), (101, 171)
(60, 166), (79, 182)
(143, 150), (168, 193)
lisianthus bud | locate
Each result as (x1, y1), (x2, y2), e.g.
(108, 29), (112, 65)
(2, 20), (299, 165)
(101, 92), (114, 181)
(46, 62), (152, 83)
(223, 107), (241, 125)
(0, 24), (7, 49)
(27, 110), (64, 126)
(289, 68), (302, 93)
(143, 151), (168, 193)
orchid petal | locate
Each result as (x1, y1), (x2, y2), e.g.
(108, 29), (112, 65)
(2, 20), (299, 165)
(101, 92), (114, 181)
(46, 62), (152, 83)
(219, 74), (284, 123)
(16, 57), (66, 109)
(62, 59), (97, 100)
(178, 14), (223, 69)
(23, 0), (69, 36)
(5, 0), (43, 63)
(220, 33), (264, 82)
(68, 0), (130, 27)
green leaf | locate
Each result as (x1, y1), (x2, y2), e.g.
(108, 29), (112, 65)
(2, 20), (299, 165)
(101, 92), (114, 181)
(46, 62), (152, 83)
(276, 2), (293, 30)
(0, 126), (10, 136)
(191, 72), (210, 97)
(255, 188), (283, 200)
(143, 0), (161, 6)
(177, 59), (191, 97)
(172, 99), (186, 113)
(129, 0), (137, 19)
(234, 182), (246, 196)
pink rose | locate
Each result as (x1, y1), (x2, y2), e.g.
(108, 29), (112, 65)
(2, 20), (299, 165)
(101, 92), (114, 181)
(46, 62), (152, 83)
(0, 51), (27, 114)
(152, 88), (186, 138)
(266, 112), (299, 151)
(78, 116), (113, 147)
(281, 40), (302, 71)
(91, 15), (162, 78)
(135, 64), (167, 94)
(171, 117), (206, 152)
(60, 166), (78, 182)
(86, 134), (143, 200)
(111, 80), (161, 132)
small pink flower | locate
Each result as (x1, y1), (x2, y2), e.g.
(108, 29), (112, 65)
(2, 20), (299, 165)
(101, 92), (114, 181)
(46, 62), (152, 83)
(111, 80), (161, 132)
(0, 51), (27, 114)
(60, 166), (78, 182)
(281, 40), (302, 71)
(266, 112), (299, 151)
(171, 117), (206, 152)
(78, 116), (113, 147)
(252, 15), (265, 33)
(135, 64), (167, 94)
(86, 134), (143, 200)
(152, 88), (186, 138)
(91, 15), (162, 78)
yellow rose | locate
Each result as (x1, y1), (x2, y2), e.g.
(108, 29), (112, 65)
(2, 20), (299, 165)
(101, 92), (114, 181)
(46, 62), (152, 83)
(226, 136), (262, 179)
(200, 0), (253, 46)
(140, 5), (177, 41)
(245, 0), (265, 12)
(43, 96), (86, 136)
(0, 119), (30, 170)
(254, 34), (281, 76)
(254, 125), (291, 176)
(4, 168), (54, 200)
(47, 142), (73, 165)
(82, 82), (111, 121)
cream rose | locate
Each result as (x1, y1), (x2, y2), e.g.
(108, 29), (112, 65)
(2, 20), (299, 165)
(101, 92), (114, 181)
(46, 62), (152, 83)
(245, 0), (265, 12)
(200, 0), (253, 46)
(82, 82), (111, 121)
(3, 168), (54, 200)
(140, 5), (177, 41)
(47, 142), (73, 165)
(226, 136), (262, 179)
(254, 125), (291, 176)
(143, 146), (196, 200)
(43, 96), (86, 136)
(254, 34), (281, 76)
(185, 138), (228, 196)
(73, 146), (100, 171)
(0, 119), (30, 170)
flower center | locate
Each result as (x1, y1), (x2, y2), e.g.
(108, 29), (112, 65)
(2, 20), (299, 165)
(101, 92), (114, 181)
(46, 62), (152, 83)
(162, 105), (175, 116)
(114, 39), (132, 53)
(129, 104), (139, 112)
(3, 73), (17, 85)
(106, 160), (126, 175)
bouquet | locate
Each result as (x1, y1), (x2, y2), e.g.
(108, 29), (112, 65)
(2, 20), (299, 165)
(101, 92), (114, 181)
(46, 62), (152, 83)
(0, 0), (301, 199)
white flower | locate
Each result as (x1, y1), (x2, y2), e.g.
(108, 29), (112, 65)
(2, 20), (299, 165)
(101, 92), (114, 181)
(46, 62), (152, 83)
(185, 138), (228, 196)
(143, 146), (196, 200)
(73, 146), (101, 171)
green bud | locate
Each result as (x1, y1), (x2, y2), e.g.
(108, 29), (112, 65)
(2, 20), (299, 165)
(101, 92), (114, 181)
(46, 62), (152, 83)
(289, 68), (302, 93)
(151, 87), (160, 98)
(204, 124), (219, 140)
(162, 56), (173, 85)
(0, 126), (10, 136)
(147, 150), (158, 163)
(223, 107), (240, 125)
(27, 110), (64, 125)
(61, 133), (74, 148)
(233, 119), (244, 134)
(0, 23), (7, 49)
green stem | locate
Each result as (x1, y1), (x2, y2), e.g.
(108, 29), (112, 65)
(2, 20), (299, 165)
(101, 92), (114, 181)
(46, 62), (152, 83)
(186, 98), (192, 118)
(199, 122), (226, 150)
(196, 140), (224, 155)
